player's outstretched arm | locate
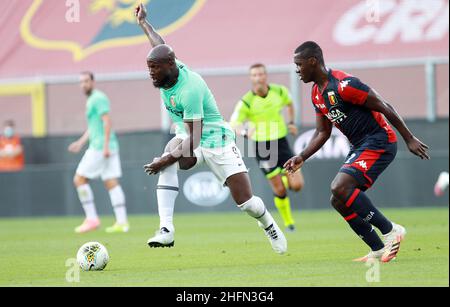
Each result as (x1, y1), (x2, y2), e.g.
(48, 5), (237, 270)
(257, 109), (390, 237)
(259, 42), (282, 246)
(135, 3), (165, 47)
(284, 115), (332, 173)
(365, 89), (430, 160)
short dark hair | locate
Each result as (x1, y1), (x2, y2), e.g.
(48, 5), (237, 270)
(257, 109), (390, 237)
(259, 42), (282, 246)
(294, 41), (324, 64)
(80, 71), (95, 81)
(249, 63), (266, 71)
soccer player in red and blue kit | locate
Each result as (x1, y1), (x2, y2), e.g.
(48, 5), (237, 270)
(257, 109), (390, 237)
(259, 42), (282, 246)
(284, 41), (430, 262)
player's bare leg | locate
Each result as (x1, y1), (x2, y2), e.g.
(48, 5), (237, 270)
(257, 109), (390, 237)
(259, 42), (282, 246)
(104, 178), (129, 233)
(227, 172), (287, 254)
(73, 174), (100, 233)
(147, 138), (197, 248)
(286, 169), (304, 192)
(331, 173), (406, 262)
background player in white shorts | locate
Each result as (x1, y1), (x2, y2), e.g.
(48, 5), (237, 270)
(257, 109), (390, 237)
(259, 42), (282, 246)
(135, 4), (287, 254)
(68, 71), (129, 234)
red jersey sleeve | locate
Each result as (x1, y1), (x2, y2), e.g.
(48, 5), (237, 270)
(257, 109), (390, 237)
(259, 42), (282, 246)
(338, 77), (370, 105)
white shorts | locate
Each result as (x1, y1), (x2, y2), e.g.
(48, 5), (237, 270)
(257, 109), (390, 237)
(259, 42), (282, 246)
(174, 135), (248, 185)
(76, 149), (122, 181)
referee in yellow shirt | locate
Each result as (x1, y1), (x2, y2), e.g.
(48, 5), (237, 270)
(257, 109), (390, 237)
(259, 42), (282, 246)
(230, 63), (304, 232)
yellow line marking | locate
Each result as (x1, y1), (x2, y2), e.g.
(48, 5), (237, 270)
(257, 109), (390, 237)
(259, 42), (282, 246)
(0, 83), (47, 137)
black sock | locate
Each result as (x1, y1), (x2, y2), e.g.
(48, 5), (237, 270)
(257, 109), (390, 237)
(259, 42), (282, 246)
(345, 213), (385, 251)
(346, 189), (393, 235)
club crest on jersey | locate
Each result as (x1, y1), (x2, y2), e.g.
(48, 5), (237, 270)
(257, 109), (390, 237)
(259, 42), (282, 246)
(170, 96), (176, 107)
(328, 91), (337, 106)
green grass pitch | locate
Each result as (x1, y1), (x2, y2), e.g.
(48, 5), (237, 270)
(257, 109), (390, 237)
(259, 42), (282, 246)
(0, 207), (448, 286)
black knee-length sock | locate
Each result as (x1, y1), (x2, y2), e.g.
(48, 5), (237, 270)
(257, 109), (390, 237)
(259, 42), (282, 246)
(345, 189), (393, 235)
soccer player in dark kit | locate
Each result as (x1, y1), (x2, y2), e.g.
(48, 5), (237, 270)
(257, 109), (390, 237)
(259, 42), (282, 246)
(284, 41), (430, 262)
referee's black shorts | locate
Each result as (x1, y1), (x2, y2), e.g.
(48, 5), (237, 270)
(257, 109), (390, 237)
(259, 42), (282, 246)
(255, 137), (294, 179)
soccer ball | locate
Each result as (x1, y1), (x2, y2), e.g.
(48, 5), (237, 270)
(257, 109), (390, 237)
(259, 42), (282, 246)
(76, 242), (109, 271)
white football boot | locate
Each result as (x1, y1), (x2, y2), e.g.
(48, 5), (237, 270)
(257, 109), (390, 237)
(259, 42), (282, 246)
(381, 223), (406, 262)
(147, 227), (175, 248)
(353, 248), (385, 263)
(258, 220), (288, 255)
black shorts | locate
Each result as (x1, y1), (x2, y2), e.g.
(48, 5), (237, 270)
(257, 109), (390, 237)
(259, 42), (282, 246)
(255, 137), (294, 179)
(339, 133), (397, 191)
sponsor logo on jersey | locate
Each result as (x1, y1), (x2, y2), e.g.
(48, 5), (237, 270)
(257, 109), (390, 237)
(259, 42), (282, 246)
(340, 80), (350, 91)
(326, 108), (347, 124)
(170, 96), (176, 107)
(164, 103), (183, 118)
(315, 103), (327, 109)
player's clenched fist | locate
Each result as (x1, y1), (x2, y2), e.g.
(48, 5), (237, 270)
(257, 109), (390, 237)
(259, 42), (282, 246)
(284, 155), (304, 174)
(135, 3), (147, 24)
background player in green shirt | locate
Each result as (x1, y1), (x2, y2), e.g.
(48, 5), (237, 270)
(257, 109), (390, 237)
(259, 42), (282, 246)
(135, 4), (286, 254)
(230, 64), (304, 232)
(68, 72), (129, 234)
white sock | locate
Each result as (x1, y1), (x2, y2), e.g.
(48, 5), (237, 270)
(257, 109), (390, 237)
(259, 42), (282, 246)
(239, 196), (274, 229)
(156, 157), (179, 232)
(109, 185), (127, 224)
(77, 184), (98, 220)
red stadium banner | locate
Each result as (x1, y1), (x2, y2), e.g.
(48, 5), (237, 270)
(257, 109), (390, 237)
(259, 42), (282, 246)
(0, 0), (448, 78)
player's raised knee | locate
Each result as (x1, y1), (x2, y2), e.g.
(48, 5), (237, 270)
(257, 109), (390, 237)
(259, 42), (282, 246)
(330, 181), (348, 199)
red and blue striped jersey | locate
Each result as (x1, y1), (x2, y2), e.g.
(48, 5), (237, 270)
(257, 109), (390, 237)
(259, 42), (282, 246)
(312, 69), (397, 146)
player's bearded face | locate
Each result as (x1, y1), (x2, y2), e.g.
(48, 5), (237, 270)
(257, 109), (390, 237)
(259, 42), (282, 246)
(147, 61), (172, 88)
(79, 75), (94, 95)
